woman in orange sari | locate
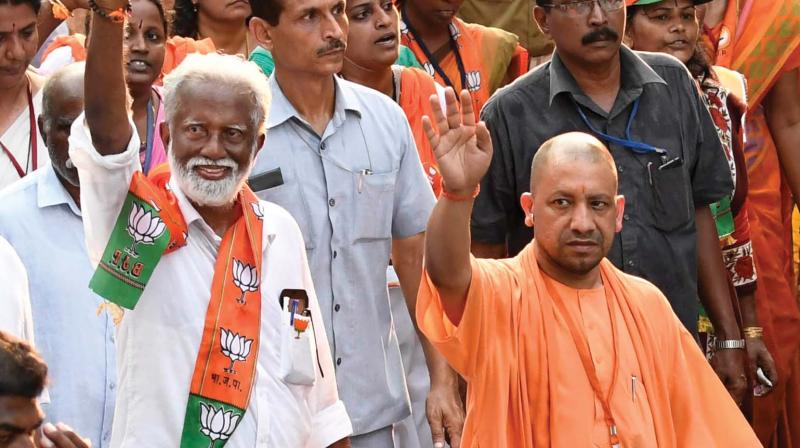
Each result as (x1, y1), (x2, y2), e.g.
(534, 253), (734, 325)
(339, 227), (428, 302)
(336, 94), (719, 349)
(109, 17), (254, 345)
(701, 0), (800, 445)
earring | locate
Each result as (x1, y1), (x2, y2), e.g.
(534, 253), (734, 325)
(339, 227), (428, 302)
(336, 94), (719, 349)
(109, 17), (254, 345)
(192, 2), (198, 12)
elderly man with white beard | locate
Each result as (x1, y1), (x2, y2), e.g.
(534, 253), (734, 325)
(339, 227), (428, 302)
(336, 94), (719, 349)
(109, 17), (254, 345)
(67, 1), (352, 447)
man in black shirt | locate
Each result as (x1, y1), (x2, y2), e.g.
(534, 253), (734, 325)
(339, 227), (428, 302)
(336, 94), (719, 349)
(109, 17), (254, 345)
(471, 0), (748, 403)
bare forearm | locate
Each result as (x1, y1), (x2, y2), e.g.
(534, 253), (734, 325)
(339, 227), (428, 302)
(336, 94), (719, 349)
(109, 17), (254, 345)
(36, 0), (64, 50)
(85, 12), (132, 155)
(696, 207), (741, 338)
(392, 233), (425, 325)
(393, 234), (455, 380)
(738, 291), (759, 328)
(425, 197), (474, 301)
(765, 69), (800, 204)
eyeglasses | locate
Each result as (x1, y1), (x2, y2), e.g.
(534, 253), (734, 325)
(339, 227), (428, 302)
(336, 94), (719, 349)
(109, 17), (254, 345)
(543, 0), (625, 16)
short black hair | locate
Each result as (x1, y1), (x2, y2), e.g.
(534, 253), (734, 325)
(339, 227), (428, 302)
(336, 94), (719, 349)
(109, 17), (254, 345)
(0, 0), (41, 14)
(536, 0), (552, 6)
(0, 331), (47, 399)
(249, 0), (284, 26)
(172, 0), (198, 38)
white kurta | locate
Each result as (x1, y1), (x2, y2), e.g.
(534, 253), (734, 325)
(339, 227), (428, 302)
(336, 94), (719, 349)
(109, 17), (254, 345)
(0, 88), (46, 190)
(0, 235), (34, 343)
(69, 115), (352, 448)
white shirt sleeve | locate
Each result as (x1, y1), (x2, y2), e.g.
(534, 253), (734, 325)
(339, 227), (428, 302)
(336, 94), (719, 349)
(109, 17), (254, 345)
(38, 46), (76, 77)
(68, 114), (142, 267)
(0, 236), (34, 344)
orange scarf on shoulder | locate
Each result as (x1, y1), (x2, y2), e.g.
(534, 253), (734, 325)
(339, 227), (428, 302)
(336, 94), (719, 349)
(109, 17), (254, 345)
(89, 165), (264, 447)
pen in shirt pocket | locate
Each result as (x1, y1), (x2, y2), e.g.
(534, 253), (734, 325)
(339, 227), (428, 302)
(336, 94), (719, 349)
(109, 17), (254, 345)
(357, 169), (373, 193)
(631, 375), (638, 402)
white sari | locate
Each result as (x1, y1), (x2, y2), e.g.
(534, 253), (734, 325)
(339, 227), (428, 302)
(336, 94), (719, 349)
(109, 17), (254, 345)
(0, 88), (46, 190)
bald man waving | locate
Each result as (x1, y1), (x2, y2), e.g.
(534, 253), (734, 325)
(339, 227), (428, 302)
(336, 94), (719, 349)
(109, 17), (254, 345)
(417, 87), (762, 447)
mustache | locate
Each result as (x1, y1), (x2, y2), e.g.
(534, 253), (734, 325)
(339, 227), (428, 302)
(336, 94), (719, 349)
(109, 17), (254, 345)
(185, 156), (238, 170)
(581, 27), (619, 45)
(317, 39), (346, 56)
(564, 231), (603, 245)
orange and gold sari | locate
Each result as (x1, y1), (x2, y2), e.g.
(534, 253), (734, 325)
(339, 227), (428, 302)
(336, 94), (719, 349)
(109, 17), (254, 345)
(703, 1), (800, 445)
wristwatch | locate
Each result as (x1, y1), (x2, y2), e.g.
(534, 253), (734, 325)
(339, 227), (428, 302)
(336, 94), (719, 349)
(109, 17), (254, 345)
(714, 339), (746, 350)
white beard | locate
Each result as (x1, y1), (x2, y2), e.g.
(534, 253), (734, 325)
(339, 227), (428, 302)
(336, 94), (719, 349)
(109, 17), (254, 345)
(168, 144), (253, 208)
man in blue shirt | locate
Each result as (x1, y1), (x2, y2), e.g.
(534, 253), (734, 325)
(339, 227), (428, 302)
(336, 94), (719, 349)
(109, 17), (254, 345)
(0, 63), (116, 448)
(248, 0), (465, 445)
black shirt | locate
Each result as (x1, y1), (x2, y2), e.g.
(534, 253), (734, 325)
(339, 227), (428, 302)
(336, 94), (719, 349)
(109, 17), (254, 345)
(472, 46), (733, 333)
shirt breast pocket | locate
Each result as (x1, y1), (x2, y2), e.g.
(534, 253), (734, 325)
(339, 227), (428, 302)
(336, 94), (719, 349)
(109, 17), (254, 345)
(279, 306), (316, 387)
(260, 182), (316, 250)
(647, 162), (692, 232)
(352, 169), (397, 243)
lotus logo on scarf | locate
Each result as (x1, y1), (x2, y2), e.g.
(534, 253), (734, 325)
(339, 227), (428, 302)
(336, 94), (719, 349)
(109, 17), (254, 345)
(199, 402), (240, 446)
(250, 203), (264, 221)
(448, 23), (461, 41)
(466, 71), (481, 93)
(232, 259), (259, 305)
(423, 62), (436, 78)
(125, 202), (167, 258)
(220, 328), (253, 374)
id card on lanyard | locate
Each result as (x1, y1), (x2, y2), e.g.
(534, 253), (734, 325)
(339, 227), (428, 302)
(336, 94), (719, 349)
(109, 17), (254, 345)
(0, 82), (38, 179)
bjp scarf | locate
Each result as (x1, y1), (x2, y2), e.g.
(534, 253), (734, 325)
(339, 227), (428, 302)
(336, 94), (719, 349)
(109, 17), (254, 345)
(702, 0), (800, 108)
(89, 165), (264, 447)
(400, 14), (528, 117)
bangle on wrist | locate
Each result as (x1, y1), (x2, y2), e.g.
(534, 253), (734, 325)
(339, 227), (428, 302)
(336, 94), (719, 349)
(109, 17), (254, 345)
(714, 339), (746, 350)
(88, 0), (131, 23)
(50, 0), (72, 20)
(743, 326), (764, 339)
(441, 183), (480, 202)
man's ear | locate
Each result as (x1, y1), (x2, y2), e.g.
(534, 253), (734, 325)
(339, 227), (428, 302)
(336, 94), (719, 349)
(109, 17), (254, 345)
(255, 132), (266, 157)
(249, 17), (275, 52)
(614, 195), (626, 232)
(37, 115), (47, 146)
(520, 192), (535, 228)
(533, 6), (551, 36)
(160, 122), (171, 150)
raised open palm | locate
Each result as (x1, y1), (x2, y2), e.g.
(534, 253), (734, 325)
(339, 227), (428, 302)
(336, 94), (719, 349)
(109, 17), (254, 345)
(422, 88), (493, 195)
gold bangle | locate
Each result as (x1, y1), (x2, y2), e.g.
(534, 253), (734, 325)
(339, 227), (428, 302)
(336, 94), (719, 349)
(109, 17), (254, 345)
(743, 326), (764, 339)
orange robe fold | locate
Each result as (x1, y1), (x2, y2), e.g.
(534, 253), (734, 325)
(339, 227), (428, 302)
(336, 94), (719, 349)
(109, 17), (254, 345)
(160, 36), (217, 78)
(417, 243), (761, 447)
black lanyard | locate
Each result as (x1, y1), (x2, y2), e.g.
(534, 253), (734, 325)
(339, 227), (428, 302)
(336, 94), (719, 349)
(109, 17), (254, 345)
(401, 3), (467, 90)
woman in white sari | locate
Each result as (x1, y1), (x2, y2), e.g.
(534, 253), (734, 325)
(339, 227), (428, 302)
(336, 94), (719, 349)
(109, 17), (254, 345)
(0, 0), (46, 190)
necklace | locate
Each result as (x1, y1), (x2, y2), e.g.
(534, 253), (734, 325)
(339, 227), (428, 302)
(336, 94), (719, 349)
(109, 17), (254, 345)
(0, 76), (38, 178)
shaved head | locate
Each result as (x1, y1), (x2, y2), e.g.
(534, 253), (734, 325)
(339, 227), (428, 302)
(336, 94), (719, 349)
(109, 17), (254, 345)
(530, 132), (617, 194)
(521, 132), (624, 287)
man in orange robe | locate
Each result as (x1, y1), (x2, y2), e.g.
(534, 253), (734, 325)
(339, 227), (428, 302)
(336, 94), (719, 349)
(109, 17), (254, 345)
(416, 89), (762, 447)
(701, 1), (800, 444)
(398, 0), (528, 117)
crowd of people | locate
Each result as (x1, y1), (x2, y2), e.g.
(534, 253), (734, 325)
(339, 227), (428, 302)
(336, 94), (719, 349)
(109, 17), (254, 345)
(0, 0), (798, 446)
